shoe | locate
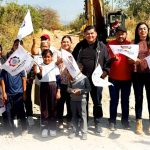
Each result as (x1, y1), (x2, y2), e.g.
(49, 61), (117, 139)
(27, 116), (34, 126)
(109, 122), (116, 131)
(68, 132), (75, 139)
(122, 121), (130, 130)
(135, 119), (144, 135)
(58, 123), (64, 129)
(49, 130), (57, 137)
(41, 129), (48, 138)
(95, 124), (102, 134)
(81, 133), (87, 140)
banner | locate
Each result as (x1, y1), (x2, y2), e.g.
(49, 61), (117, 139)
(110, 44), (139, 61)
(17, 10), (33, 40)
(61, 49), (80, 79)
(1, 45), (34, 76)
(92, 64), (113, 87)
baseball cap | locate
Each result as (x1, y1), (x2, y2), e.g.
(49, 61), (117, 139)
(40, 34), (50, 40)
(116, 26), (127, 33)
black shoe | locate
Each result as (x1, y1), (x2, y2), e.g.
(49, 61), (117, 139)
(122, 122), (130, 130)
(81, 133), (87, 140)
(95, 124), (102, 134)
(109, 122), (116, 131)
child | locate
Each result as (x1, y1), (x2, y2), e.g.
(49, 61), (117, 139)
(0, 69), (27, 135)
(67, 72), (91, 140)
(34, 49), (61, 138)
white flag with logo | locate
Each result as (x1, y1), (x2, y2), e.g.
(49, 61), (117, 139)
(92, 64), (113, 87)
(17, 10), (33, 40)
(1, 45), (34, 76)
(110, 44), (139, 61)
(61, 49), (80, 78)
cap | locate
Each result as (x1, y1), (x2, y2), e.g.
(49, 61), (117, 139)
(40, 34), (50, 40)
(116, 26), (127, 33)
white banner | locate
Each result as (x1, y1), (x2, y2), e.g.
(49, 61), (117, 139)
(1, 45), (34, 76)
(92, 64), (113, 87)
(110, 44), (139, 61)
(61, 49), (80, 79)
(17, 10), (33, 40)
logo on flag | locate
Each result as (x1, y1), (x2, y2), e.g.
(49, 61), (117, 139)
(1, 45), (34, 76)
(9, 56), (20, 67)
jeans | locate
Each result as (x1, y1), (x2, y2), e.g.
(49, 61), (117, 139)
(132, 72), (150, 119)
(108, 78), (131, 123)
(70, 100), (87, 134)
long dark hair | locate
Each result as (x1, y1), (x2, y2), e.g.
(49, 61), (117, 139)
(134, 22), (150, 46)
(61, 35), (72, 43)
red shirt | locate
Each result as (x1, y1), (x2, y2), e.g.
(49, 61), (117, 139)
(107, 39), (132, 80)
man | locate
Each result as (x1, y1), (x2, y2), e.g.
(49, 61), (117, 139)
(72, 25), (110, 134)
(107, 26), (132, 131)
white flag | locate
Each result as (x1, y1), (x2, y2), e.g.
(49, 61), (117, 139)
(110, 44), (139, 61)
(17, 10), (33, 40)
(92, 64), (113, 87)
(61, 49), (80, 79)
(1, 45), (34, 76)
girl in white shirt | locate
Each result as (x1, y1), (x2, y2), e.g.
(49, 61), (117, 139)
(34, 49), (61, 138)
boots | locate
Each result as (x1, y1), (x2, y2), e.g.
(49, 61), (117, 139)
(135, 119), (143, 135)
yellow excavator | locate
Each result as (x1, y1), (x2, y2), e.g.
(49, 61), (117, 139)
(82, 0), (127, 43)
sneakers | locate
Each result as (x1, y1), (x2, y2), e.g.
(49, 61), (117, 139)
(135, 119), (144, 135)
(58, 123), (64, 129)
(49, 130), (57, 137)
(27, 116), (34, 126)
(41, 129), (48, 138)
(109, 122), (116, 131)
(81, 133), (87, 140)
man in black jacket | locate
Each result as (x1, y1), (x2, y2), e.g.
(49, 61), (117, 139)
(72, 25), (110, 134)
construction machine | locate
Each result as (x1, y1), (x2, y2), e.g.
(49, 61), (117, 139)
(83, 0), (127, 43)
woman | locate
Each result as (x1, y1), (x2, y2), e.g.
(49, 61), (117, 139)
(57, 35), (72, 129)
(132, 22), (150, 135)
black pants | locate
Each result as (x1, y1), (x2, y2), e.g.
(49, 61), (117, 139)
(132, 72), (150, 119)
(3, 93), (27, 131)
(57, 84), (72, 123)
(108, 78), (131, 123)
(88, 77), (103, 124)
(40, 82), (57, 130)
(24, 82), (33, 117)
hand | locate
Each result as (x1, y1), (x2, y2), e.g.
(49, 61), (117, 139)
(74, 89), (81, 96)
(56, 57), (63, 66)
(135, 58), (141, 66)
(33, 64), (37, 74)
(101, 71), (108, 79)
(39, 66), (43, 74)
(2, 92), (7, 104)
(56, 90), (61, 100)
(140, 59), (148, 70)
(23, 92), (26, 101)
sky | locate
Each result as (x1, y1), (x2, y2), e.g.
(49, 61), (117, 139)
(2, 0), (84, 24)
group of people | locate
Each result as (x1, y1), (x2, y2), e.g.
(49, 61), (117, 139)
(0, 21), (150, 140)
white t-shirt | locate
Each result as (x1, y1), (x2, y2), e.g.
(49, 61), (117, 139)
(37, 62), (60, 82)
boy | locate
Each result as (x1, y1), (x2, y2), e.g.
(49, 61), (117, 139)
(67, 72), (91, 140)
(0, 69), (27, 135)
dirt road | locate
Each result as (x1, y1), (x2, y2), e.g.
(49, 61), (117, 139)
(0, 31), (150, 150)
